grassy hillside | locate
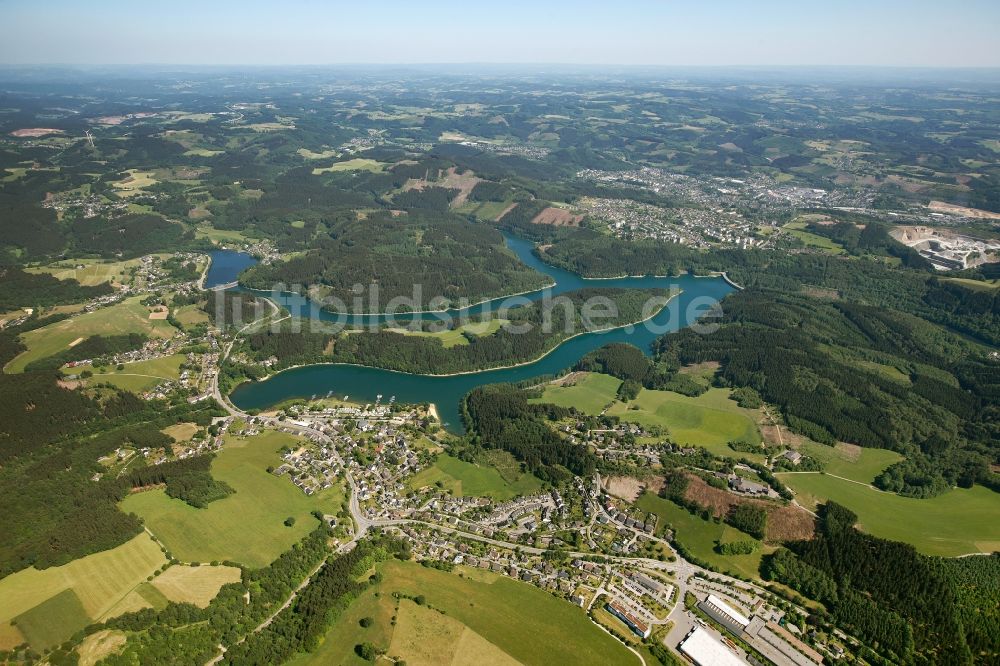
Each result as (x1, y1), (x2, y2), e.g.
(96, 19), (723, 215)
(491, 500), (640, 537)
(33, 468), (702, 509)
(607, 387), (761, 454)
(778, 474), (1000, 556)
(288, 559), (635, 666)
(121, 431), (345, 567)
(529, 372), (622, 414)
(406, 454), (542, 500)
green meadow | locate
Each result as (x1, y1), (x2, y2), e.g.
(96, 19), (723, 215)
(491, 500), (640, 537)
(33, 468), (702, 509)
(288, 559), (635, 666)
(6, 297), (177, 373)
(529, 372), (622, 414)
(121, 431), (345, 567)
(606, 386), (762, 456)
(778, 474), (1000, 557)
(406, 454), (542, 500)
(636, 492), (769, 580)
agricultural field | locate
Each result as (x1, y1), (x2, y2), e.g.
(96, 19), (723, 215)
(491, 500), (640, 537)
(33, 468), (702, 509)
(162, 422), (200, 442)
(0, 533), (167, 650)
(636, 492), (771, 580)
(296, 148), (338, 160)
(172, 302), (210, 327)
(530, 371), (622, 414)
(195, 225), (255, 244)
(776, 474), (1000, 557)
(71, 353), (186, 392)
(150, 564), (241, 607)
(312, 158), (383, 175)
(606, 387), (762, 456)
(406, 454), (542, 500)
(25, 257), (143, 287)
(288, 559), (635, 666)
(782, 221), (845, 254)
(120, 431), (346, 567)
(795, 441), (903, 484)
(5, 296), (178, 372)
(111, 169), (158, 197)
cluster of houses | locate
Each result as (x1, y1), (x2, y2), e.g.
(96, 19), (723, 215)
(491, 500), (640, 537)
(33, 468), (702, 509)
(273, 443), (342, 496)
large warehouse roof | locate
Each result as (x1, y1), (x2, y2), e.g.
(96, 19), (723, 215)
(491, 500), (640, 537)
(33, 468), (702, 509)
(679, 627), (748, 666)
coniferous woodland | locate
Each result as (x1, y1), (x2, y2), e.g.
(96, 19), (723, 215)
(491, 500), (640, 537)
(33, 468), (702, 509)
(463, 384), (596, 483)
(654, 290), (999, 495)
(240, 210), (550, 309)
(229, 288), (671, 377)
(764, 503), (975, 665)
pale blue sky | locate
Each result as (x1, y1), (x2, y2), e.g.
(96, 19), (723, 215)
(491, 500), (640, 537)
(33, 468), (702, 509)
(1, 0), (998, 67)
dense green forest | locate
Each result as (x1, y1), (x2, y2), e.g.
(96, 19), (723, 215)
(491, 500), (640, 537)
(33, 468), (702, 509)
(240, 210), (550, 310)
(764, 503), (974, 665)
(655, 290), (999, 495)
(463, 384), (595, 483)
(0, 267), (113, 311)
(0, 367), (224, 575)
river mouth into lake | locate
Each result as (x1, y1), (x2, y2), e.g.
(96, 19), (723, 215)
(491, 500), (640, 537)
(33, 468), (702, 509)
(212, 235), (734, 431)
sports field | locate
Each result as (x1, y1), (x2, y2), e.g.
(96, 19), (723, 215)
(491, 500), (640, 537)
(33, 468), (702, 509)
(406, 454), (541, 500)
(287, 559), (636, 666)
(6, 296), (178, 372)
(777, 474), (1000, 557)
(120, 431), (345, 567)
(636, 492), (769, 580)
(606, 386), (762, 455)
(0, 533), (167, 649)
(530, 372), (622, 414)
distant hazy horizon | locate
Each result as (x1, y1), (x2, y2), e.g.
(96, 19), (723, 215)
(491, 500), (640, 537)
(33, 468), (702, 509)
(1, 0), (998, 68)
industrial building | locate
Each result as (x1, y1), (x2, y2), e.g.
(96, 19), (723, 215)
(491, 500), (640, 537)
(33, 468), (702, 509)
(679, 627), (748, 666)
(698, 594), (752, 634)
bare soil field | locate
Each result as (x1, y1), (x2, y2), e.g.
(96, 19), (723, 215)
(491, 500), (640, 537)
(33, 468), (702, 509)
(10, 128), (64, 138)
(683, 474), (814, 542)
(531, 207), (584, 227)
(603, 475), (664, 502)
(928, 200), (1000, 220)
(404, 166), (482, 207)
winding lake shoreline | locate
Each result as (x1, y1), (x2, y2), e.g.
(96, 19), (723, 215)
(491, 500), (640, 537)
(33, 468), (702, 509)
(215, 234), (735, 430)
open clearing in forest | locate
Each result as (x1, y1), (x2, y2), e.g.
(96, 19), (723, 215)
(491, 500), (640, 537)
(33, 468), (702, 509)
(150, 565), (241, 607)
(312, 158), (383, 175)
(531, 206), (584, 227)
(530, 371), (621, 414)
(287, 559), (634, 666)
(121, 431), (345, 567)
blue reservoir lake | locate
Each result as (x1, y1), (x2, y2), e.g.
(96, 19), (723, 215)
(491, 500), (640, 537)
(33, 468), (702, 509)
(215, 235), (735, 430)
